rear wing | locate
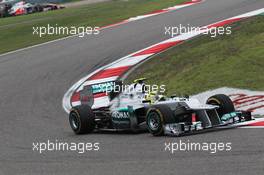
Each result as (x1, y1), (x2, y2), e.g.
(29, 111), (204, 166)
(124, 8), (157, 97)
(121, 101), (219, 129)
(79, 80), (123, 108)
(79, 85), (94, 107)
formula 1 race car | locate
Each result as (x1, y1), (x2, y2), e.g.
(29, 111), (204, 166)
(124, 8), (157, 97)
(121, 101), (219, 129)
(69, 79), (253, 136)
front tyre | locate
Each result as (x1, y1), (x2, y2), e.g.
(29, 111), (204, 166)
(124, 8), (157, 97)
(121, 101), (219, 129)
(69, 105), (95, 134)
(206, 94), (235, 116)
(146, 105), (175, 136)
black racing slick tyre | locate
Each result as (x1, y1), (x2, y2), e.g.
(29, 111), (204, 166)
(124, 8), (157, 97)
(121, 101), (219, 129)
(69, 105), (95, 134)
(206, 94), (235, 117)
(146, 104), (175, 136)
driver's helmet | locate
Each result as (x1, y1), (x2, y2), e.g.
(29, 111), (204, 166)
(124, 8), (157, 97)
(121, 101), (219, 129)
(145, 91), (166, 104)
(145, 91), (158, 104)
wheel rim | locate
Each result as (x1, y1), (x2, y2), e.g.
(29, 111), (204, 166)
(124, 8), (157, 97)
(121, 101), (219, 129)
(148, 112), (160, 131)
(70, 112), (79, 130)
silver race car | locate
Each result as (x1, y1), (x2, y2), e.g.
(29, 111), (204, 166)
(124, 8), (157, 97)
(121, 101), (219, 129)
(69, 79), (253, 136)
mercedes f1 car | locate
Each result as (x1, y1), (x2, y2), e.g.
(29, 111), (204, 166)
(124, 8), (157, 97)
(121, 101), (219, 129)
(69, 79), (253, 136)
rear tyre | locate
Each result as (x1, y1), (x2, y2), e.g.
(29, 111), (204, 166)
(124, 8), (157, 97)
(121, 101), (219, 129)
(69, 105), (95, 134)
(146, 105), (175, 136)
(206, 94), (235, 116)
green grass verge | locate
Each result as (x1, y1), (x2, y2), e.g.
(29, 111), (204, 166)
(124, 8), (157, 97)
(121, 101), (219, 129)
(0, 0), (186, 54)
(126, 16), (264, 95)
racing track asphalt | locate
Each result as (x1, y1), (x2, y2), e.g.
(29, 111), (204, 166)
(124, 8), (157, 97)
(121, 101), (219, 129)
(0, 0), (264, 174)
